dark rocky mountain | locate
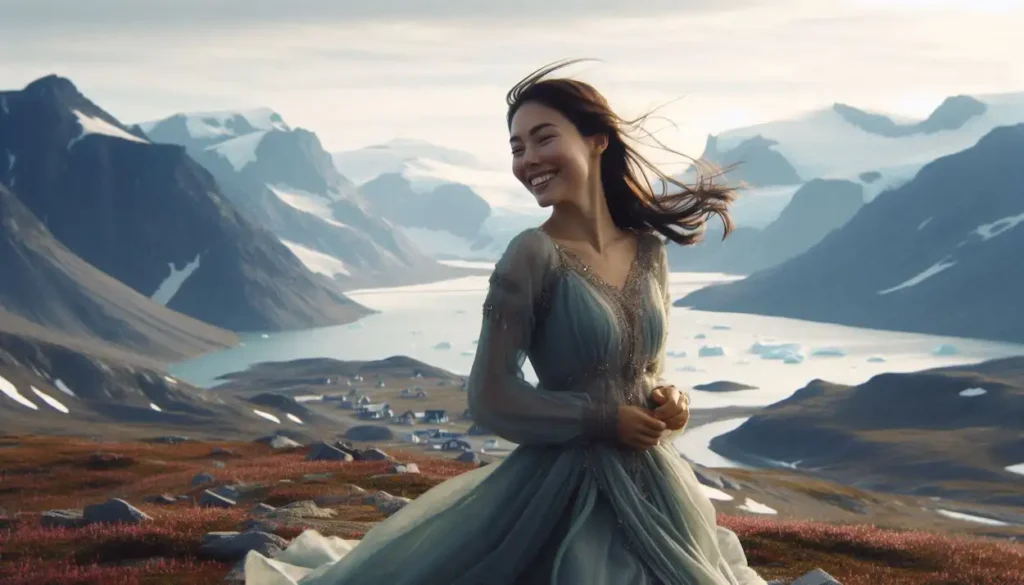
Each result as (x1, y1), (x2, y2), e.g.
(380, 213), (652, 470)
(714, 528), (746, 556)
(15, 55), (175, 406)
(678, 124), (1024, 344)
(142, 111), (470, 288)
(667, 179), (863, 274)
(834, 95), (988, 138)
(0, 310), (265, 439)
(0, 75), (369, 331)
(359, 173), (491, 241)
(695, 134), (802, 187)
(709, 356), (1024, 506)
(0, 184), (235, 362)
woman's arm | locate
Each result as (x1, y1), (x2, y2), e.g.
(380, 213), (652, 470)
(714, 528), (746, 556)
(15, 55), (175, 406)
(466, 229), (619, 446)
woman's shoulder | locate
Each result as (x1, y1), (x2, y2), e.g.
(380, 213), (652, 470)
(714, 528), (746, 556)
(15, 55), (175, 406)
(494, 227), (559, 276)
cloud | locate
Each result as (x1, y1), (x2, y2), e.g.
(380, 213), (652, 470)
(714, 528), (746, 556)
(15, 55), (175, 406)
(0, 0), (769, 31)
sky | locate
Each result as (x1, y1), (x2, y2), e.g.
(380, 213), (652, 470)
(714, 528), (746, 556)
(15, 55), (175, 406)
(1, 0), (1022, 170)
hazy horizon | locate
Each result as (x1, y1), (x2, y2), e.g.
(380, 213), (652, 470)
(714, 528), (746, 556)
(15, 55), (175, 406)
(1, 0), (1022, 170)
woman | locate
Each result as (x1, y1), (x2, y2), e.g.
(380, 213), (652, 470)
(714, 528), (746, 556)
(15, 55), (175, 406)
(244, 59), (766, 585)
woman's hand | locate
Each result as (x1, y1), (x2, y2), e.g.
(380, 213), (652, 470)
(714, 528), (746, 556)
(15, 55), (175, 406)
(649, 385), (690, 431)
(616, 405), (667, 450)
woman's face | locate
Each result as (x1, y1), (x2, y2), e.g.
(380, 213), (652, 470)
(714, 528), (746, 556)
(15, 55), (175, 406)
(509, 101), (603, 208)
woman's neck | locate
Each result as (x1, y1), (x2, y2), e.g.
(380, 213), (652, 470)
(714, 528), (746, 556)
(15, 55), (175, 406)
(545, 184), (621, 254)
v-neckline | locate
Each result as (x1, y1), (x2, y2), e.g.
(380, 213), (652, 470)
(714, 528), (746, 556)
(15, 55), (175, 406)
(537, 227), (642, 295)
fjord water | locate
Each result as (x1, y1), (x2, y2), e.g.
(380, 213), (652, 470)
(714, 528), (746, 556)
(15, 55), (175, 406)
(167, 267), (1024, 467)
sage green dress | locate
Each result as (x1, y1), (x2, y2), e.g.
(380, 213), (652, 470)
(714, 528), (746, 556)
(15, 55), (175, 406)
(243, 227), (767, 585)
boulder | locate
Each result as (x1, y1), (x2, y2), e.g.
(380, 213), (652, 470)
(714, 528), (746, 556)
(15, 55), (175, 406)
(83, 499), (152, 525)
(791, 568), (842, 585)
(41, 509), (85, 528)
(359, 448), (391, 461)
(200, 490), (236, 508)
(198, 530), (289, 561)
(306, 442), (354, 462)
(389, 463), (420, 474)
(192, 472), (215, 487)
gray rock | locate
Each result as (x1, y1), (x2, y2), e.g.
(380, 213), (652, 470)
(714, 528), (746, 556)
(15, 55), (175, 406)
(720, 476), (742, 491)
(83, 499), (152, 525)
(213, 485), (241, 501)
(692, 467), (725, 490)
(143, 494), (178, 505)
(240, 518), (280, 533)
(41, 509), (85, 528)
(210, 447), (237, 457)
(791, 568), (842, 585)
(192, 472), (215, 487)
(252, 503), (276, 516)
(359, 448), (390, 461)
(365, 491), (410, 517)
(212, 461), (226, 469)
(223, 559), (246, 585)
(306, 442), (354, 462)
(269, 435), (301, 449)
(198, 530), (289, 561)
(455, 451), (480, 464)
(200, 490), (236, 508)
(303, 472), (334, 482)
(389, 463), (420, 474)
(268, 501), (336, 519)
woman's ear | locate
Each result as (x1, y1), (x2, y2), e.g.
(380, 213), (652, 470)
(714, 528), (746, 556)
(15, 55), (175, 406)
(591, 133), (609, 156)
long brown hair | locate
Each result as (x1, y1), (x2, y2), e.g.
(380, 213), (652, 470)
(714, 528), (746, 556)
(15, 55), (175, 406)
(506, 58), (738, 245)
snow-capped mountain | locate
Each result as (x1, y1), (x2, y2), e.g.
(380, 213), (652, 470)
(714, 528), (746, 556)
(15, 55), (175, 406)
(0, 75), (369, 332)
(678, 123), (1024, 344)
(667, 178), (864, 274)
(692, 92), (1024, 227)
(141, 112), (468, 287)
(333, 139), (545, 260)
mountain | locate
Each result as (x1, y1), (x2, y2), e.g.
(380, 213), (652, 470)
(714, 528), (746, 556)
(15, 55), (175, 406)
(667, 179), (864, 274)
(708, 356), (1024, 506)
(687, 92), (1024, 230)
(0, 75), (369, 332)
(0, 184), (235, 361)
(141, 112), (469, 287)
(677, 124), (1024, 344)
(0, 310), (323, 440)
(332, 139), (546, 260)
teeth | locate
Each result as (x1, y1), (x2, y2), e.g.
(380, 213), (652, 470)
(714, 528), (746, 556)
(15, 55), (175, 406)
(530, 172), (556, 187)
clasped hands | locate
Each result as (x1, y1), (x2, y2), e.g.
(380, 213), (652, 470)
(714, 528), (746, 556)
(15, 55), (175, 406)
(616, 384), (690, 451)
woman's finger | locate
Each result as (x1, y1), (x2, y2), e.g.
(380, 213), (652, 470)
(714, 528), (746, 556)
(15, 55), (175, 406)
(666, 412), (689, 430)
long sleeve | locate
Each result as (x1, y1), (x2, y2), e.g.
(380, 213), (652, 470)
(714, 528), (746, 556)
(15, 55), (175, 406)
(466, 229), (618, 446)
(650, 238), (691, 441)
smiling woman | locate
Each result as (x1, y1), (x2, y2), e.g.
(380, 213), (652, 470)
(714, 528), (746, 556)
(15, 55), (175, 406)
(242, 60), (763, 585)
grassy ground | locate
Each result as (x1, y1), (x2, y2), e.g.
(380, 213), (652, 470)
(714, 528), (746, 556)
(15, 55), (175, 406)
(1, 435), (1021, 585)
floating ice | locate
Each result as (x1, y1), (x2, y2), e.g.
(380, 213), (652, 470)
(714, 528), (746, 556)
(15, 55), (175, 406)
(698, 345), (726, 358)
(286, 413), (303, 424)
(932, 344), (959, 356)
(810, 347), (846, 357)
(150, 403), (163, 412)
(867, 355), (886, 363)
(433, 342), (452, 350)
(666, 350), (688, 358)
(1005, 462), (1024, 476)
(959, 387), (987, 397)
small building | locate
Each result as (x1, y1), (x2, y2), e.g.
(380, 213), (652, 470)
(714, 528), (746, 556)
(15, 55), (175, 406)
(396, 410), (418, 425)
(423, 409), (448, 424)
(441, 439), (472, 452)
(357, 403), (393, 420)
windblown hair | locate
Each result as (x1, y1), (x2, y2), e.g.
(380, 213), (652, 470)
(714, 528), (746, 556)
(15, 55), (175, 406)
(506, 58), (738, 245)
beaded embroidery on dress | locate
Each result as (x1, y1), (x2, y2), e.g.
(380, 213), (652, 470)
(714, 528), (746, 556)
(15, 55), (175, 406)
(242, 227), (767, 585)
